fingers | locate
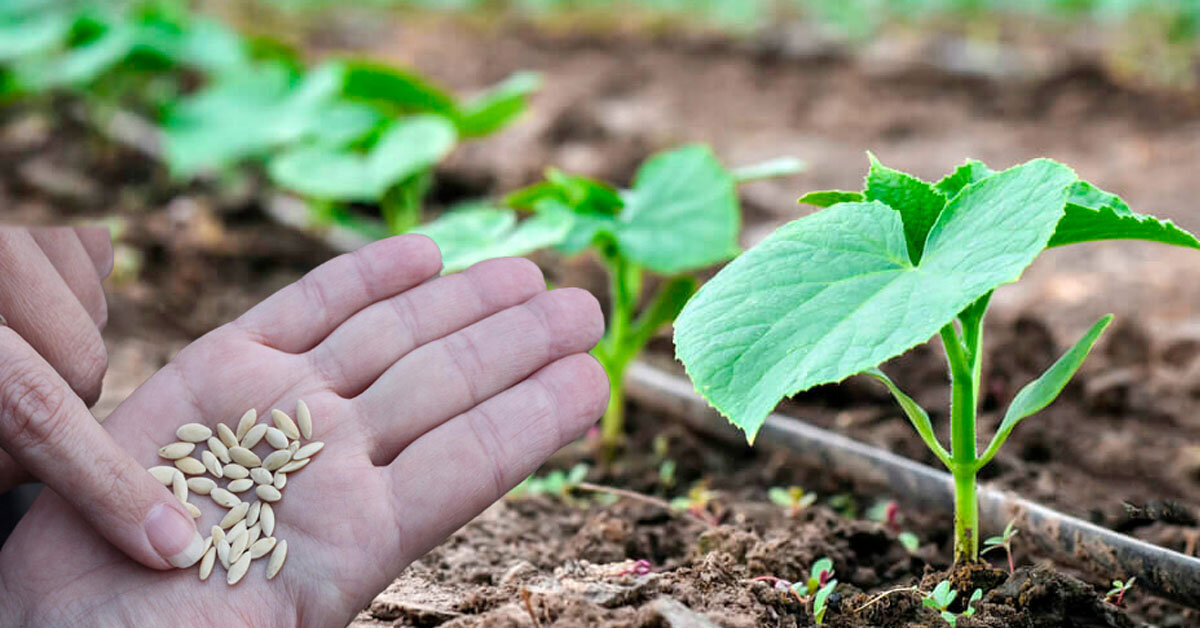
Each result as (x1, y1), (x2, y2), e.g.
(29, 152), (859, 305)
(310, 257), (546, 397)
(73, 226), (115, 279)
(0, 229), (107, 404)
(359, 287), (604, 463)
(0, 449), (29, 494)
(386, 354), (608, 561)
(30, 227), (108, 328)
(0, 328), (204, 570)
(236, 234), (442, 353)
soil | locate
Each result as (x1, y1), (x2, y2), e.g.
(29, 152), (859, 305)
(5, 11), (1200, 627)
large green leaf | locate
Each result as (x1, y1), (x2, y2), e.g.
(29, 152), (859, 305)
(268, 114), (456, 201)
(615, 144), (741, 274)
(674, 159), (1077, 441)
(412, 203), (572, 273)
(864, 154), (947, 263)
(977, 315), (1113, 467)
(1049, 181), (1200, 249)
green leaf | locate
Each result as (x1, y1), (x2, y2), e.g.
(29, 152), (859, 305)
(934, 159), (994, 198)
(941, 611), (958, 627)
(615, 144), (741, 274)
(675, 159), (1076, 442)
(977, 314), (1113, 468)
(864, 153), (947, 264)
(767, 487), (793, 507)
(412, 202), (572, 273)
(798, 190), (863, 207)
(898, 531), (920, 553)
(268, 114), (456, 202)
(13, 21), (138, 90)
(731, 156), (806, 183)
(1048, 181), (1200, 249)
(0, 9), (71, 62)
(813, 580), (836, 624)
(455, 70), (541, 137)
(340, 59), (458, 117)
(864, 369), (951, 467)
(810, 557), (833, 581)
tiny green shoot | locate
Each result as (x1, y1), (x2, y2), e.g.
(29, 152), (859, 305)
(980, 519), (1019, 574)
(804, 557), (835, 596)
(767, 485), (817, 516)
(923, 581), (981, 627)
(1105, 577), (1135, 607)
(676, 155), (1200, 563)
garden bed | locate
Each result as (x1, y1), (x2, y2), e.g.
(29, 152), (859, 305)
(5, 14), (1200, 626)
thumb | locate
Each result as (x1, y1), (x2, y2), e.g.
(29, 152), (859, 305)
(0, 328), (205, 570)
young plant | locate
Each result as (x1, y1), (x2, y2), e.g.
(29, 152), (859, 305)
(980, 519), (1019, 574)
(768, 485), (818, 516)
(503, 146), (803, 446)
(508, 463), (589, 503)
(802, 557), (835, 596)
(676, 155), (1200, 563)
(811, 578), (837, 625)
(923, 581), (981, 627)
(1105, 577), (1135, 607)
(867, 500), (922, 553)
(669, 481), (718, 524)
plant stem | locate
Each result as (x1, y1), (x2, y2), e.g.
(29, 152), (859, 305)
(601, 364), (626, 444)
(597, 252), (639, 446)
(941, 323), (980, 563)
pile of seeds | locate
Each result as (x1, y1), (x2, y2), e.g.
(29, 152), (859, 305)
(147, 400), (322, 585)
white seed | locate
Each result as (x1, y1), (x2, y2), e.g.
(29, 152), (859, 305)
(172, 472), (188, 503)
(256, 485), (282, 502)
(148, 466), (177, 485)
(246, 501), (261, 527)
(176, 423), (212, 442)
(187, 476), (216, 495)
(207, 436), (231, 464)
(250, 467), (273, 485)
(219, 502), (249, 528)
(200, 450), (222, 478)
(158, 442), (194, 460)
(260, 503), (275, 536)
(210, 525), (224, 545)
(240, 423), (267, 449)
(264, 426), (289, 449)
(199, 546), (216, 581)
(210, 488), (240, 509)
(246, 523), (261, 548)
(229, 530), (248, 563)
(228, 552), (251, 585)
(227, 478), (254, 493)
(262, 449), (291, 472)
(279, 458), (309, 474)
(293, 441), (324, 460)
(174, 456), (206, 476)
(249, 536), (276, 559)
(216, 423), (239, 449)
(222, 463), (249, 480)
(288, 441), (299, 455)
(229, 447), (261, 468)
(217, 537), (230, 569)
(266, 539), (287, 579)
(235, 409), (257, 440)
(228, 520), (248, 544)
(185, 501), (202, 518)
(271, 409), (300, 440)
(273, 472), (286, 490)
(297, 399), (313, 439)
(202, 534), (213, 555)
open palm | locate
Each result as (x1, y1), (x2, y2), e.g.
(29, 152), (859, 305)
(0, 236), (608, 626)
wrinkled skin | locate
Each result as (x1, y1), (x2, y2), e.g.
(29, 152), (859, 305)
(0, 236), (608, 626)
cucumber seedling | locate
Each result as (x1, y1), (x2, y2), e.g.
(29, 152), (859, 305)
(923, 581), (981, 628)
(768, 485), (818, 517)
(504, 146), (803, 447)
(1106, 577), (1135, 607)
(980, 518), (1019, 574)
(676, 155), (1200, 562)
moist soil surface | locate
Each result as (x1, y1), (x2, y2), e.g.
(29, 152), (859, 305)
(5, 14), (1200, 627)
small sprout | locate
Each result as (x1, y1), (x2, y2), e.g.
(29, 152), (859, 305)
(898, 531), (921, 554)
(508, 464), (589, 503)
(614, 558), (655, 577)
(805, 557), (835, 596)
(866, 500), (901, 531)
(767, 486), (817, 516)
(828, 494), (858, 519)
(658, 459), (677, 489)
(981, 519), (1019, 574)
(922, 581), (982, 627)
(812, 579), (838, 625)
(669, 481), (717, 523)
(1106, 577), (1135, 607)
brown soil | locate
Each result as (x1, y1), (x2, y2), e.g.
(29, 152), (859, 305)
(5, 13), (1200, 627)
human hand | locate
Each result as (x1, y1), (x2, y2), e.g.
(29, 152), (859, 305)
(0, 235), (608, 626)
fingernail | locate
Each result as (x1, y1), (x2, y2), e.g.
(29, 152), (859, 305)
(145, 503), (204, 568)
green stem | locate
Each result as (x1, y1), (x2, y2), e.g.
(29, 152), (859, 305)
(597, 252), (639, 446)
(601, 359), (627, 444)
(941, 323), (979, 563)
